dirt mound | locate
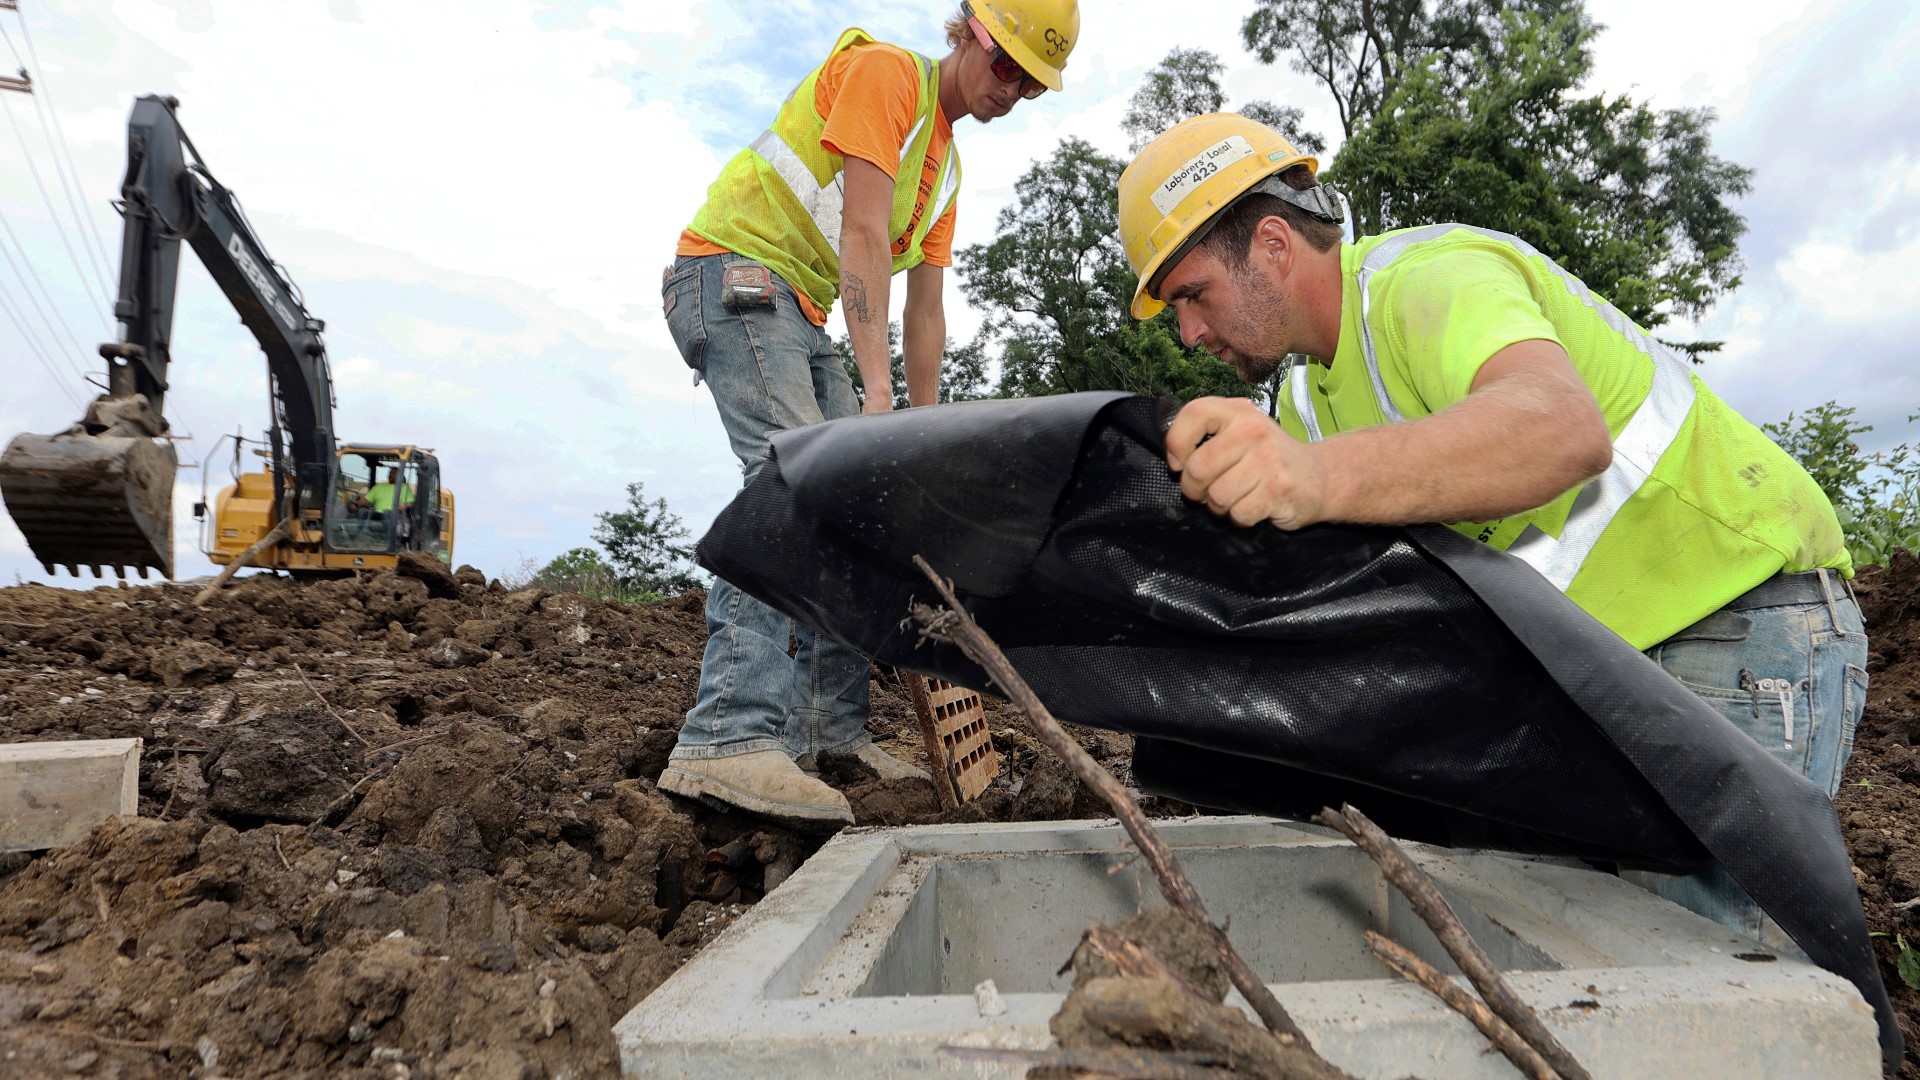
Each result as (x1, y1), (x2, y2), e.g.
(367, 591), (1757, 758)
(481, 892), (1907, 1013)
(0, 568), (1130, 1078)
(1838, 550), (1920, 1076)
(8, 549), (1917, 1077)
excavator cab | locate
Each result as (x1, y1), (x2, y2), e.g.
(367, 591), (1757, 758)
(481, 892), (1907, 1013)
(325, 447), (450, 561)
(205, 444), (453, 574)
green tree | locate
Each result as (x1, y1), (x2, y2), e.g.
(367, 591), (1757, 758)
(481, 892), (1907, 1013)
(1322, 10), (1751, 354)
(1238, 100), (1327, 155)
(957, 138), (1260, 402)
(532, 546), (628, 600)
(834, 322), (994, 407)
(1241, 0), (1585, 142)
(1122, 48), (1227, 151)
(588, 482), (700, 596)
(1764, 403), (1920, 567)
(1123, 48), (1326, 155)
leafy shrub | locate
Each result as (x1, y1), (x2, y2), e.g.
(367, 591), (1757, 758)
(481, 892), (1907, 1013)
(1764, 402), (1919, 567)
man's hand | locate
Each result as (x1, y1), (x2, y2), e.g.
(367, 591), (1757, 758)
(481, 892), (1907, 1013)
(1165, 397), (1330, 529)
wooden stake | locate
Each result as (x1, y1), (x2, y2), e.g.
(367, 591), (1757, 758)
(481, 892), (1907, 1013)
(909, 555), (1333, 1063)
(1317, 804), (1590, 1080)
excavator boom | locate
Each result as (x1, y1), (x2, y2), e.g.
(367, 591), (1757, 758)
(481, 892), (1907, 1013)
(1, 94), (336, 578)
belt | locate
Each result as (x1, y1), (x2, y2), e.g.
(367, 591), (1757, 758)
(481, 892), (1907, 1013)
(1722, 568), (1845, 611)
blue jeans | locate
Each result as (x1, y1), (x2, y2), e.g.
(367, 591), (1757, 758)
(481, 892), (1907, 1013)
(661, 252), (872, 761)
(1623, 568), (1868, 950)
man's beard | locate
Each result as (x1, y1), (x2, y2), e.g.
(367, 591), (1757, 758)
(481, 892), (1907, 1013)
(1216, 263), (1293, 382)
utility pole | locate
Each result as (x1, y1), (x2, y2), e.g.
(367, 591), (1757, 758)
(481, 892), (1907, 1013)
(0, 69), (28, 95)
(0, 2), (18, 13)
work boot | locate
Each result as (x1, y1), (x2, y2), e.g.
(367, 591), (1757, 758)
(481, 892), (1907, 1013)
(798, 743), (932, 783)
(658, 750), (855, 830)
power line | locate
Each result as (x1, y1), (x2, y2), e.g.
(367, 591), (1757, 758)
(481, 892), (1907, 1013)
(0, 89), (110, 330)
(5, 15), (117, 303)
(0, 203), (95, 382)
(0, 283), (85, 411)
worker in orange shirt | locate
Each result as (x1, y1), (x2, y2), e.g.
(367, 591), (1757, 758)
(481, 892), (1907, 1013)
(659, 2), (1081, 827)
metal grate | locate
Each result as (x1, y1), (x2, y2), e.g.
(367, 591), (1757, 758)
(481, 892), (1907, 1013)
(906, 675), (999, 808)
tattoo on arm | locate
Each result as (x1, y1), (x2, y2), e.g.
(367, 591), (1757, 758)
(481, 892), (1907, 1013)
(843, 273), (872, 324)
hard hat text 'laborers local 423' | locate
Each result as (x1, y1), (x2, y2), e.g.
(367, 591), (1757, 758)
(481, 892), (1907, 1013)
(1152, 135), (1256, 216)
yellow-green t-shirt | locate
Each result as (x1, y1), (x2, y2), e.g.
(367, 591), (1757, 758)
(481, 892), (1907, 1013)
(1276, 224), (1849, 649)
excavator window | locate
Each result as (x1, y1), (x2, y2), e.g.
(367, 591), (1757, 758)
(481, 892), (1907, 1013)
(329, 453), (418, 554)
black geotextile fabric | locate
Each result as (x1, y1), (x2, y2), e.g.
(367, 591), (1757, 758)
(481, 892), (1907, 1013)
(694, 391), (1901, 1066)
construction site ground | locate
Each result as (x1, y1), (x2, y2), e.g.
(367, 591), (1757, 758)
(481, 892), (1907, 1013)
(0, 552), (1915, 1078)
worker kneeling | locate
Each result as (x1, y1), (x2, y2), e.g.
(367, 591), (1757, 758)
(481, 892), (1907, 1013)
(1120, 113), (1863, 948)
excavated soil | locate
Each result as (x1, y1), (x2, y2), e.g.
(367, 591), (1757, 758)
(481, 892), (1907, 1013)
(1838, 549), (1920, 1077)
(0, 559), (1128, 1079)
(3, 549), (1917, 1077)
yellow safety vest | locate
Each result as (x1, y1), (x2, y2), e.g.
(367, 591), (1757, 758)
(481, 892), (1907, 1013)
(685, 28), (961, 316)
(1277, 225), (1850, 650)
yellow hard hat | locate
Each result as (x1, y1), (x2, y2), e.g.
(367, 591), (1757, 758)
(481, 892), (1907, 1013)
(969, 0), (1079, 93)
(1118, 112), (1334, 320)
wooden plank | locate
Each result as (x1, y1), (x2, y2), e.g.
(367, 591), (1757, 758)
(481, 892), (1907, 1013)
(0, 738), (142, 852)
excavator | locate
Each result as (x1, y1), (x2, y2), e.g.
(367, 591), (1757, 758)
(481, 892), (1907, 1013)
(0, 94), (453, 579)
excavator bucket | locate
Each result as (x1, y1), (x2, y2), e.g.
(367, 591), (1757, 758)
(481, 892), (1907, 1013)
(0, 429), (176, 579)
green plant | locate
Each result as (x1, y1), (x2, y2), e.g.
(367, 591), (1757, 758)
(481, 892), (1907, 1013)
(529, 547), (665, 604)
(1897, 935), (1920, 991)
(590, 483), (701, 596)
(1763, 403), (1920, 567)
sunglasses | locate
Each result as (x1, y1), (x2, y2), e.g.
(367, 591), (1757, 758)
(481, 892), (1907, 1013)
(968, 16), (1046, 99)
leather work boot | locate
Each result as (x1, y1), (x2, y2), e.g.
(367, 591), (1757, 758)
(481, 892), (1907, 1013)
(658, 750), (855, 829)
(797, 743), (932, 783)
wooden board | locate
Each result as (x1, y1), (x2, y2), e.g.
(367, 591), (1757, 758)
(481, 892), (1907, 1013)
(0, 738), (142, 852)
(906, 676), (998, 807)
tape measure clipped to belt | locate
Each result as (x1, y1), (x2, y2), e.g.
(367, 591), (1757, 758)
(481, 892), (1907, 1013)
(720, 263), (777, 309)
(905, 674), (999, 809)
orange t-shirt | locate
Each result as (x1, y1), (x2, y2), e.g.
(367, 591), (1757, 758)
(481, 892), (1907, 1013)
(678, 42), (956, 326)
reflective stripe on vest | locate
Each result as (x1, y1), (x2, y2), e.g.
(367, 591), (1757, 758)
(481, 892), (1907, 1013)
(749, 128), (848, 251)
(740, 43), (953, 269)
(1287, 356), (1322, 442)
(1309, 223), (1699, 592)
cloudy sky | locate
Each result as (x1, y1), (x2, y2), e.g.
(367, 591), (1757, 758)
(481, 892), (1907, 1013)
(1, 0), (1914, 587)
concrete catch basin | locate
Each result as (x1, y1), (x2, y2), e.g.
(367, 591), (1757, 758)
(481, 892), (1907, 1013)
(616, 817), (1879, 1077)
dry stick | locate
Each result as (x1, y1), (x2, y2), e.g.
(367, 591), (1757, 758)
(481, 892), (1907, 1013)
(158, 745), (182, 820)
(1316, 804), (1590, 1080)
(941, 1045), (1232, 1079)
(291, 663), (372, 747)
(192, 517), (293, 607)
(308, 760), (397, 828)
(1365, 932), (1559, 1080)
(909, 556), (1316, 1051)
(272, 831), (294, 873)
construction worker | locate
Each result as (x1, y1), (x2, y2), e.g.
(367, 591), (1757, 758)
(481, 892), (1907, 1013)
(659, 2), (1080, 827)
(1118, 113), (1862, 948)
(364, 467), (414, 515)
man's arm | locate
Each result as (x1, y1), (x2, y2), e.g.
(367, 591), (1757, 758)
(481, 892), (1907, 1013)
(901, 262), (944, 407)
(841, 156), (896, 414)
(1164, 338), (1613, 529)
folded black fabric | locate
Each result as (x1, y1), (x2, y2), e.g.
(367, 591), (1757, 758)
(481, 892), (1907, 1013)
(695, 391), (1899, 1067)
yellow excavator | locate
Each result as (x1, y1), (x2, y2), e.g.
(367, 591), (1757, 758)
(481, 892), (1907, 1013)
(1, 94), (453, 579)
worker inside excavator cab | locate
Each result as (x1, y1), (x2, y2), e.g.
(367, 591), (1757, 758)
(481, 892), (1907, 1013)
(331, 454), (416, 551)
